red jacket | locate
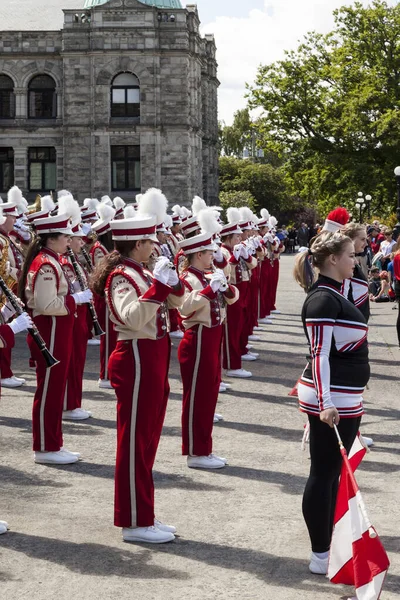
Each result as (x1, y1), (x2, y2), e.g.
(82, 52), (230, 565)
(393, 254), (400, 281)
(370, 233), (385, 254)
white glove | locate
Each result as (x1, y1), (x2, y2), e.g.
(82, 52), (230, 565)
(167, 268), (179, 287)
(233, 244), (242, 261)
(214, 247), (223, 262)
(153, 257), (171, 286)
(210, 272), (224, 292)
(264, 232), (274, 244)
(1, 300), (17, 322)
(253, 236), (261, 249)
(241, 244), (249, 259)
(72, 280), (82, 294)
(9, 312), (33, 334)
(73, 289), (93, 305)
(245, 240), (256, 255)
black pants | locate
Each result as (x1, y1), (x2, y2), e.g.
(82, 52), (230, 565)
(302, 414), (361, 553)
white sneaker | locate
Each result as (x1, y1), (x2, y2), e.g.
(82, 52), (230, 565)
(98, 379), (113, 389)
(34, 451), (79, 465)
(0, 520), (9, 535)
(63, 408), (92, 420)
(241, 353), (257, 361)
(246, 344), (254, 349)
(248, 351), (259, 358)
(154, 519), (177, 534)
(210, 452), (227, 464)
(122, 525), (175, 544)
(271, 309), (281, 314)
(258, 318), (273, 324)
(187, 454), (226, 469)
(360, 435), (374, 447)
(169, 330), (184, 339)
(219, 382), (227, 392)
(60, 447), (81, 459)
(253, 326), (263, 331)
(87, 339), (101, 346)
(214, 413), (224, 421)
(1, 376), (25, 388)
(226, 368), (252, 378)
(221, 381), (231, 389)
(309, 552), (328, 575)
(213, 415), (219, 423)
(248, 335), (262, 341)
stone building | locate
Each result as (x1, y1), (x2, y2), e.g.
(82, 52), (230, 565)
(0, 0), (219, 204)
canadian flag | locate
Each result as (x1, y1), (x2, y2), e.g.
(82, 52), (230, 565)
(328, 435), (390, 599)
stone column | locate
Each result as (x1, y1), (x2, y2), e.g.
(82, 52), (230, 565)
(13, 147), (28, 192)
(13, 88), (27, 119)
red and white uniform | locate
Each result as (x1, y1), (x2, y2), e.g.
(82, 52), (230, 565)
(60, 254), (91, 412)
(25, 248), (76, 451)
(90, 240), (117, 381)
(106, 258), (184, 528)
(178, 267), (238, 455)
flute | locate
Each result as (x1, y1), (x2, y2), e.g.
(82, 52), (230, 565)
(67, 248), (105, 338)
(81, 247), (93, 273)
(0, 276), (59, 369)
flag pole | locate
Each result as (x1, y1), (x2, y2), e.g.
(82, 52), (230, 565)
(333, 422), (377, 539)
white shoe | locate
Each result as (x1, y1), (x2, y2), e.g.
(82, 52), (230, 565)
(122, 525), (175, 544)
(271, 309), (281, 314)
(187, 454), (226, 469)
(246, 344), (254, 350)
(0, 520), (9, 535)
(60, 448), (81, 459)
(98, 379), (113, 389)
(258, 318), (273, 324)
(360, 435), (374, 447)
(169, 330), (184, 339)
(248, 335), (262, 341)
(213, 415), (219, 423)
(226, 368), (252, 378)
(241, 353), (257, 361)
(34, 451), (79, 465)
(1, 376), (25, 388)
(221, 381), (231, 389)
(248, 351), (259, 358)
(210, 452), (227, 464)
(63, 408), (92, 420)
(214, 413), (224, 421)
(309, 552), (328, 575)
(253, 326), (263, 331)
(87, 339), (101, 346)
(219, 383), (227, 392)
(154, 519), (176, 534)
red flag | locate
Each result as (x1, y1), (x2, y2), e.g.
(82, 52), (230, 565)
(328, 435), (390, 599)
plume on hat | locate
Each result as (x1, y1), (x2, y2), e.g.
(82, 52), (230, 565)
(101, 195), (113, 206)
(83, 198), (99, 211)
(113, 197), (126, 211)
(7, 185), (24, 206)
(268, 216), (278, 229)
(124, 205), (136, 219)
(172, 204), (181, 215)
(180, 206), (191, 219)
(58, 195), (81, 228)
(41, 195), (56, 213)
(192, 196), (207, 216)
(239, 207), (253, 222)
(97, 203), (116, 222)
(227, 207), (241, 225)
(137, 188), (168, 226)
(57, 190), (72, 199)
(260, 208), (270, 221)
(198, 208), (222, 236)
(135, 194), (143, 205)
(164, 214), (173, 229)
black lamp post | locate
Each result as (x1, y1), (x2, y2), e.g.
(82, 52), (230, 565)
(356, 194), (366, 223)
(394, 167), (400, 241)
(365, 194), (372, 220)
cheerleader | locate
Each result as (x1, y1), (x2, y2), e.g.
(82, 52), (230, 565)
(19, 213), (93, 465)
(178, 209), (238, 469)
(91, 189), (184, 543)
(90, 202), (117, 389)
(294, 231), (369, 575)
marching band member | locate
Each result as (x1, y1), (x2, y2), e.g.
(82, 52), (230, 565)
(10, 194), (30, 258)
(0, 187), (26, 388)
(178, 209), (238, 469)
(257, 209), (274, 325)
(90, 202), (117, 389)
(58, 195), (93, 421)
(164, 214), (184, 340)
(266, 216), (284, 316)
(113, 197), (126, 220)
(91, 188), (185, 544)
(19, 212), (93, 465)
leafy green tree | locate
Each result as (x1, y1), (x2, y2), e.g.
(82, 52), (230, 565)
(247, 0), (400, 215)
(219, 191), (257, 215)
(219, 108), (253, 157)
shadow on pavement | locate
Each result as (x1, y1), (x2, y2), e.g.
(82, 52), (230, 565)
(218, 421), (302, 442)
(0, 464), (70, 489)
(0, 532), (189, 580)
(210, 465), (306, 495)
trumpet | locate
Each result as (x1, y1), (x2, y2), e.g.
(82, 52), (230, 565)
(67, 248), (104, 338)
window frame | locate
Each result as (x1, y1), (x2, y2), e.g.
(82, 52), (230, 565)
(0, 148), (14, 192)
(0, 75), (15, 119)
(110, 73), (140, 119)
(111, 145), (141, 192)
(28, 147), (57, 192)
(28, 75), (57, 120)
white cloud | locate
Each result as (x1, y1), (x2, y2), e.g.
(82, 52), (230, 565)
(200, 0), (396, 124)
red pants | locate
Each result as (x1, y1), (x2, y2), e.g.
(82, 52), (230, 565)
(238, 281), (251, 356)
(109, 336), (171, 528)
(223, 287), (245, 371)
(94, 293), (117, 381)
(29, 313), (75, 452)
(64, 305), (90, 411)
(249, 266), (260, 332)
(0, 345), (13, 379)
(269, 259), (280, 311)
(168, 308), (182, 333)
(259, 260), (272, 318)
(179, 324), (222, 456)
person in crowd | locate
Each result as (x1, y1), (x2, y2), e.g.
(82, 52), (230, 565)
(297, 223), (309, 248)
(393, 240), (400, 345)
(369, 271), (391, 303)
(368, 266), (382, 296)
(379, 229), (396, 269)
(368, 225), (385, 255)
(294, 230), (369, 576)
(287, 227), (297, 253)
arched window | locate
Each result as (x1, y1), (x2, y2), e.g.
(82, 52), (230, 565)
(28, 75), (57, 119)
(0, 75), (15, 119)
(111, 73), (140, 118)
(0, 148), (14, 192)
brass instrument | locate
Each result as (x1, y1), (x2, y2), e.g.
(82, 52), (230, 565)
(28, 194), (41, 215)
(0, 236), (17, 306)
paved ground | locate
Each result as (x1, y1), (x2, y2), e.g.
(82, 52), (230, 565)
(0, 254), (399, 600)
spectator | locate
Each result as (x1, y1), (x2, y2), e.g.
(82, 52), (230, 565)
(287, 227), (297, 253)
(393, 241), (400, 346)
(369, 271), (391, 303)
(368, 267), (381, 297)
(297, 223), (309, 248)
(380, 229), (396, 269)
(367, 225), (385, 255)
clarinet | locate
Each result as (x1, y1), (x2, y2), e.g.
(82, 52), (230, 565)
(81, 247), (93, 273)
(0, 276), (59, 369)
(67, 248), (105, 338)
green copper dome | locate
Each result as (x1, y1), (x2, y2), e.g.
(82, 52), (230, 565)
(83, 0), (182, 8)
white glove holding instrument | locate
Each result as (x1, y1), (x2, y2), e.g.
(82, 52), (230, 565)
(72, 289), (93, 305)
(167, 267), (179, 287)
(214, 247), (223, 263)
(1, 300), (17, 322)
(209, 270), (227, 293)
(241, 244), (249, 259)
(153, 256), (171, 286)
(263, 232), (274, 244)
(9, 312), (33, 334)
